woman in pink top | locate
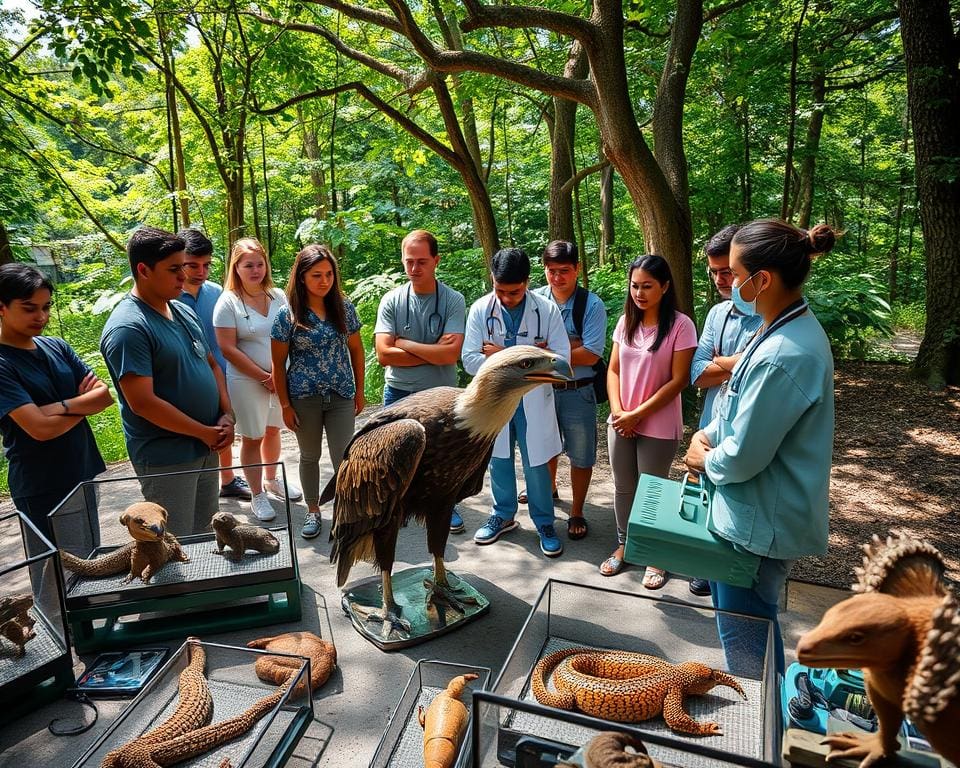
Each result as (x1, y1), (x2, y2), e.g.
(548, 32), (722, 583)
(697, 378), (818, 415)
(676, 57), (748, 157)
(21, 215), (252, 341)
(602, 255), (697, 586)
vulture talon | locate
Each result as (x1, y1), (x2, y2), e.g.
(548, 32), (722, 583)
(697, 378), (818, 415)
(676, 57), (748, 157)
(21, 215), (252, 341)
(351, 601), (412, 641)
(423, 577), (478, 615)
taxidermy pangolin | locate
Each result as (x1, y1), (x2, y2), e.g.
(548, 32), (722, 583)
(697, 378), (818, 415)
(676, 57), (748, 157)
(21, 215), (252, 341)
(322, 346), (571, 640)
(796, 533), (960, 767)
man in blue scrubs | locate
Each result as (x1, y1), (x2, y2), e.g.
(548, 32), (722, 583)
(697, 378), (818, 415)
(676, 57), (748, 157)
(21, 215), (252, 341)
(101, 227), (235, 533)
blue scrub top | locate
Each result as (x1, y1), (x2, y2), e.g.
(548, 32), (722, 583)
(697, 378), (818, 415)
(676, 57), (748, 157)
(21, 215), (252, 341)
(0, 336), (105, 498)
(704, 310), (834, 560)
(100, 296), (221, 465)
(179, 281), (227, 371)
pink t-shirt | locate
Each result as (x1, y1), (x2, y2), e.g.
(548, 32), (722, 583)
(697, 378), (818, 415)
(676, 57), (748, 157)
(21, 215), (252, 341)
(610, 311), (698, 440)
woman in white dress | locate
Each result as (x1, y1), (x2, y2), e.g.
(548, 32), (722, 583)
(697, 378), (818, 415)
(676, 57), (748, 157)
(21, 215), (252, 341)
(213, 237), (302, 520)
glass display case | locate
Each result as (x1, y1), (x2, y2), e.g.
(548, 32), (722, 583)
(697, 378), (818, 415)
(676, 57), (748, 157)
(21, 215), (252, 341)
(472, 690), (779, 768)
(0, 510), (73, 718)
(73, 639), (313, 768)
(370, 660), (492, 768)
(489, 579), (781, 768)
(47, 463), (301, 651)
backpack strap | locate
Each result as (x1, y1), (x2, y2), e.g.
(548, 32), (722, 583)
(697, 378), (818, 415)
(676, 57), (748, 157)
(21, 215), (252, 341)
(572, 285), (587, 338)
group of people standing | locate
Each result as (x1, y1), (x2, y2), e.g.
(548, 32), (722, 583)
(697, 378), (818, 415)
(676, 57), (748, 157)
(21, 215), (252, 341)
(1, 217), (834, 672)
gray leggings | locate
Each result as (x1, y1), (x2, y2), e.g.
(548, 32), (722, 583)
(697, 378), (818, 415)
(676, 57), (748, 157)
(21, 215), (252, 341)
(608, 426), (679, 545)
(292, 393), (355, 506)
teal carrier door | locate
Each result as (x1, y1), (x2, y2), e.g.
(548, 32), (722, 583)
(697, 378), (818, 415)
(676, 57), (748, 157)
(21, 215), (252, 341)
(624, 473), (761, 588)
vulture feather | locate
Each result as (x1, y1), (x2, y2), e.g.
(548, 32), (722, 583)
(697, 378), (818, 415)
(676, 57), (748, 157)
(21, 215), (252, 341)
(322, 346), (571, 640)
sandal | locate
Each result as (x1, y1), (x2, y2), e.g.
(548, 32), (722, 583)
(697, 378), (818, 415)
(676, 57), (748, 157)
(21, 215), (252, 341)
(642, 567), (668, 590)
(566, 516), (588, 540)
(599, 554), (625, 577)
(517, 489), (561, 504)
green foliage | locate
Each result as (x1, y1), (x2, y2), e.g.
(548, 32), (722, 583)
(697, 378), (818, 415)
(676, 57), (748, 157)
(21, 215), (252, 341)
(806, 258), (893, 358)
(891, 301), (926, 334)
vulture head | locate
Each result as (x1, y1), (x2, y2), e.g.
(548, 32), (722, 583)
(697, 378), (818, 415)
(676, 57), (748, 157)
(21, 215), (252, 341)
(454, 346), (573, 440)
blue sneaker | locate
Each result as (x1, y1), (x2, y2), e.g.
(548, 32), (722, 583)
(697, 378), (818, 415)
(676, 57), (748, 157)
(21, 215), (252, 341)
(538, 524), (563, 558)
(474, 515), (519, 545)
(301, 511), (322, 539)
(450, 506), (465, 534)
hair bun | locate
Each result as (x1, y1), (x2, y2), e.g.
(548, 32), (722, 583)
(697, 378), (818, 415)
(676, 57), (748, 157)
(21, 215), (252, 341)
(806, 224), (836, 256)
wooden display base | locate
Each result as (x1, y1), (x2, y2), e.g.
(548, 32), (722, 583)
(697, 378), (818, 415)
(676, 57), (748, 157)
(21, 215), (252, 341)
(68, 577), (301, 653)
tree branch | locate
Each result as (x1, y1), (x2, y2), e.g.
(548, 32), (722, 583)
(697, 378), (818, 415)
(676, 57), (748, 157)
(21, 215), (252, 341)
(560, 160), (610, 195)
(246, 12), (415, 87)
(704, 0), (753, 22)
(254, 81), (459, 166)
(300, 0), (402, 34)
(458, 0), (598, 47)
(381, 0), (596, 107)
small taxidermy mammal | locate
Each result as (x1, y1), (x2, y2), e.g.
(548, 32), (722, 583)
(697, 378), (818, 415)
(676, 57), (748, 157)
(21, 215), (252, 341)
(418, 673), (478, 768)
(797, 533), (960, 767)
(0, 593), (36, 656)
(60, 502), (189, 583)
(210, 512), (280, 561)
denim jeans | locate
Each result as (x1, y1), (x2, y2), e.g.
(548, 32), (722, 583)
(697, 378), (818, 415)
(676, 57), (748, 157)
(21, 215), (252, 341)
(710, 556), (792, 677)
(553, 387), (597, 467)
(489, 405), (555, 529)
(383, 384), (415, 406)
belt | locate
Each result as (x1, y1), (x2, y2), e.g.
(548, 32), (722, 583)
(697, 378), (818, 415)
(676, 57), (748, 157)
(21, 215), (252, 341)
(553, 378), (594, 390)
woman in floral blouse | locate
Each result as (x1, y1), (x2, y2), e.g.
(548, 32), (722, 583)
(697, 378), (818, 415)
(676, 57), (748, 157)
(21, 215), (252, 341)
(271, 244), (365, 539)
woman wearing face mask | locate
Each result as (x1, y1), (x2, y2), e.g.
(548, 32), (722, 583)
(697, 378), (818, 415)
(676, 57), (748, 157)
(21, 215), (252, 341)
(684, 219), (837, 675)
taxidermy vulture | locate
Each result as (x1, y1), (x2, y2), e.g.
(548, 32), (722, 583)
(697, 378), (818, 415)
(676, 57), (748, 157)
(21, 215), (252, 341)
(322, 346), (571, 639)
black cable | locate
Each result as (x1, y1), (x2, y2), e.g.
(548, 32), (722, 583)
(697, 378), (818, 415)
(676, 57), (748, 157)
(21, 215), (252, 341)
(48, 691), (99, 736)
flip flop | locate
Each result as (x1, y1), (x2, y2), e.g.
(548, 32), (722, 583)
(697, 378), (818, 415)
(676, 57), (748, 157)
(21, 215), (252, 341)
(599, 555), (625, 576)
(567, 516), (588, 540)
(517, 489), (560, 504)
(642, 567), (667, 590)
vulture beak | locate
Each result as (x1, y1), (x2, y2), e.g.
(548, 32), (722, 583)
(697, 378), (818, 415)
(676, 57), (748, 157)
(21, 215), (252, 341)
(523, 356), (574, 384)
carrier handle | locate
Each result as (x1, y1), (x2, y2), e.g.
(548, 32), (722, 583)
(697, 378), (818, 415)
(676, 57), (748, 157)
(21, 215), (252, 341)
(678, 472), (709, 521)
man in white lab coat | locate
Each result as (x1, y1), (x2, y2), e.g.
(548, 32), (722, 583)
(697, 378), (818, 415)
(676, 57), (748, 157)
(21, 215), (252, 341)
(462, 248), (571, 557)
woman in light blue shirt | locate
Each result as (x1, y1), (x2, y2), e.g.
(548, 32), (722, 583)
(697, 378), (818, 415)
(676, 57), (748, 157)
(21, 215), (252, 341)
(685, 218), (837, 674)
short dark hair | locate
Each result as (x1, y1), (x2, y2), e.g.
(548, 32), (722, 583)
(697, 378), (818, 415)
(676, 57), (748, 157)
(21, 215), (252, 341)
(177, 228), (213, 257)
(491, 247), (529, 284)
(732, 219), (837, 289)
(704, 224), (740, 258)
(542, 240), (579, 266)
(127, 226), (185, 277)
(0, 263), (55, 305)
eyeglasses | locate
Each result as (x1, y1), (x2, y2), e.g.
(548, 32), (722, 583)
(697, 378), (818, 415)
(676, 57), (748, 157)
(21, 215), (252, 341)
(708, 267), (733, 279)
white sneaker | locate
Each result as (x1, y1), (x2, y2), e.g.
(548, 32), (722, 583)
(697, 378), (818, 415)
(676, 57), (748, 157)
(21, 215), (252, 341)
(251, 492), (276, 522)
(264, 476), (303, 501)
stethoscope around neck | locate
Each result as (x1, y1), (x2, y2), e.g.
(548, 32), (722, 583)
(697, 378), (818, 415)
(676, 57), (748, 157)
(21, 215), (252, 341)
(486, 293), (543, 344)
(403, 281), (445, 341)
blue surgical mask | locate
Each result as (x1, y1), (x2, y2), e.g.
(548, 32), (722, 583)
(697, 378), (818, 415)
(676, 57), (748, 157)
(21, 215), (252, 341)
(731, 273), (760, 316)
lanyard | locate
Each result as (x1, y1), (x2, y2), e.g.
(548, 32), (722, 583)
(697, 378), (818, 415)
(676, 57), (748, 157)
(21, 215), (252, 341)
(728, 299), (808, 394)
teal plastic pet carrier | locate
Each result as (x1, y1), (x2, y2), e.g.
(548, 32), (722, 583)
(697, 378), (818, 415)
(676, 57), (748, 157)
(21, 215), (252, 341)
(624, 473), (761, 588)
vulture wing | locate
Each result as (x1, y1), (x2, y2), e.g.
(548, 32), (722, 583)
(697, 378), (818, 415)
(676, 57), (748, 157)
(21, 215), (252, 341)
(329, 419), (427, 586)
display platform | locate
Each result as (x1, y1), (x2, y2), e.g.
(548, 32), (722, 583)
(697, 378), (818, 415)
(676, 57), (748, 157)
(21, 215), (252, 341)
(73, 639), (313, 768)
(489, 579), (780, 768)
(370, 660), (491, 768)
(342, 567), (490, 651)
(0, 510), (73, 719)
(48, 464), (302, 652)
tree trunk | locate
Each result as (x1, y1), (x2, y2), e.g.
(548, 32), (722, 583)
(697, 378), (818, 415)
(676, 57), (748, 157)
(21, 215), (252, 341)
(741, 99), (753, 218)
(781, 0), (809, 220)
(599, 160), (615, 264)
(0, 221), (13, 265)
(548, 41), (588, 242)
(889, 104), (910, 303)
(795, 66), (826, 228)
(167, 60), (190, 228)
(899, 0), (960, 387)
(594, 0), (693, 314)
(299, 106), (329, 219)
